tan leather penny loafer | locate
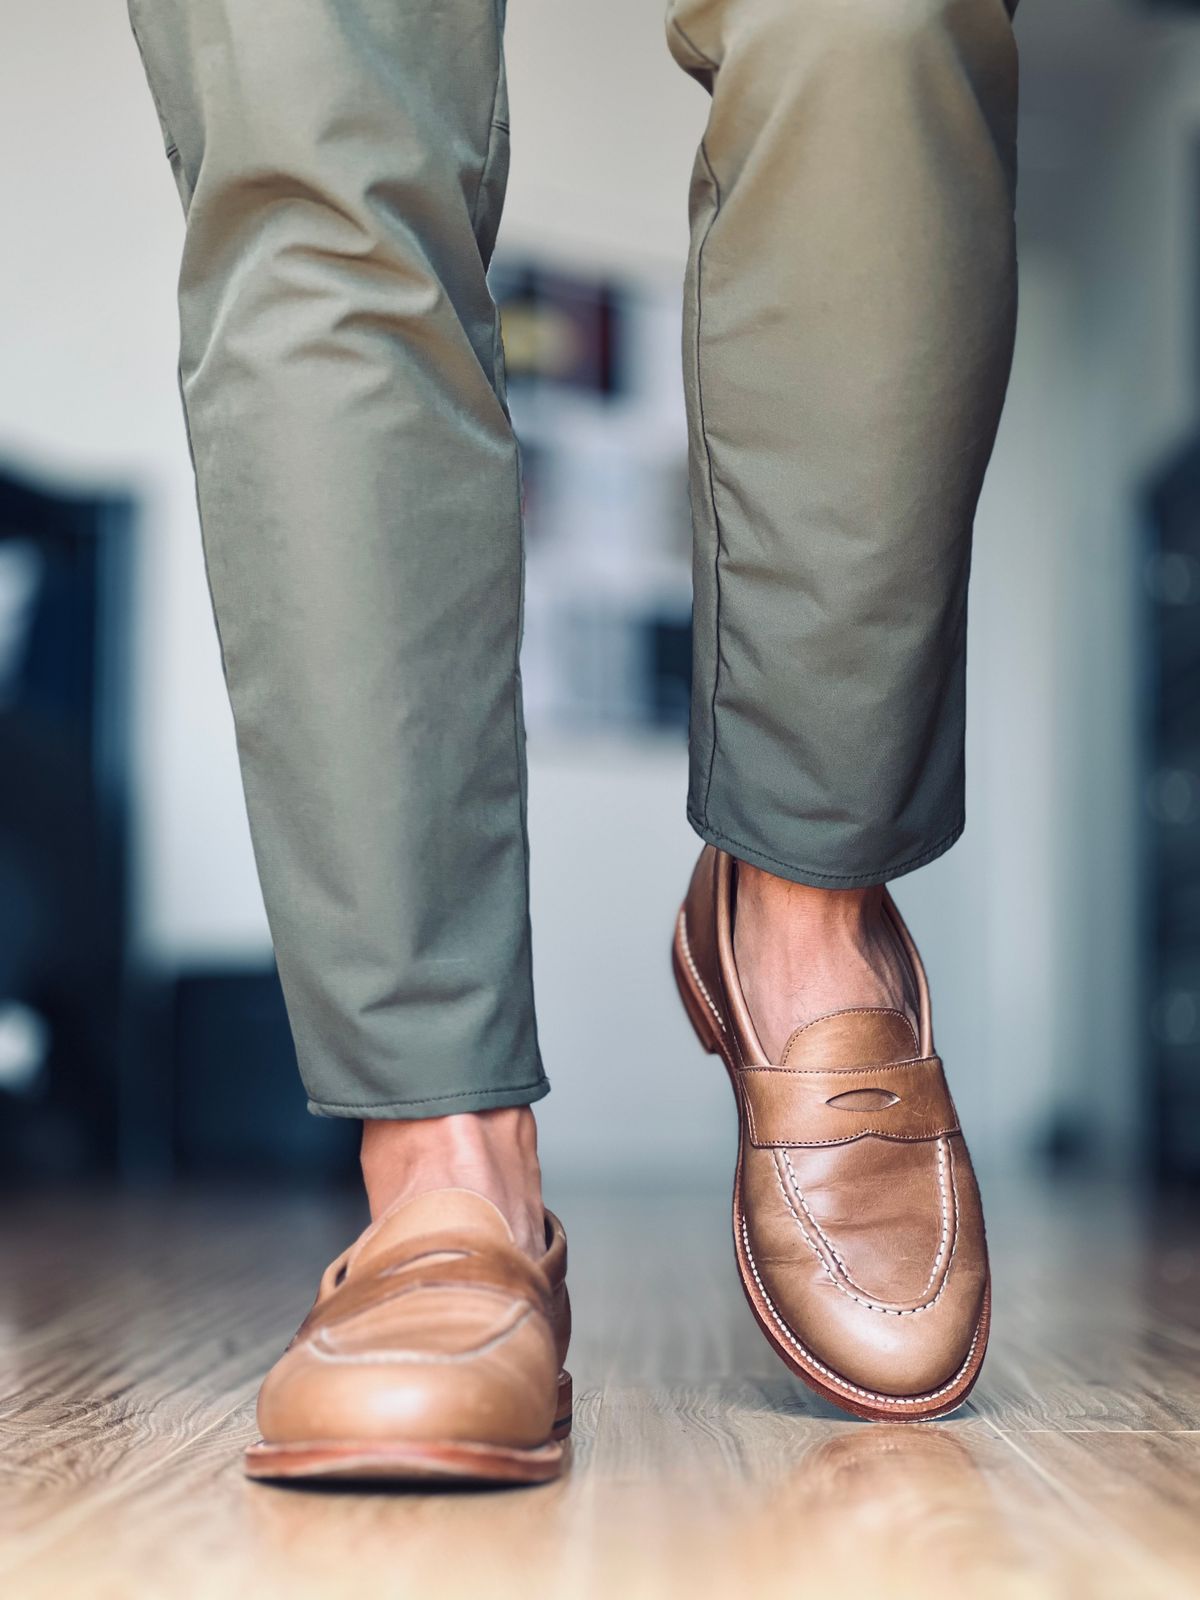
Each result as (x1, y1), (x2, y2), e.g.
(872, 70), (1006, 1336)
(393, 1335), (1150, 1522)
(244, 1188), (572, 1484)
(673, 846), (989, 1421)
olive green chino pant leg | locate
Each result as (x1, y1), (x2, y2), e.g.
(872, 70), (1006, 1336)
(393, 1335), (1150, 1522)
(668, 0), (1019, 886)
(127, 0), (545, 1118)
(126, 0), (1018, 1118)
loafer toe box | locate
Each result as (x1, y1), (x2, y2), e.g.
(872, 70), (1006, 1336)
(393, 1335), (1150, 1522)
(257, 1293), (559, 1449)
(742, 1132), (989, 1406)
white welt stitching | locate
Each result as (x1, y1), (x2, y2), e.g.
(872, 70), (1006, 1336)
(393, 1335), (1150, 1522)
(739, 1217), (981, 1406)
(677, 909), (726, 1034)
(772, 1147), (957, 1316)
(919, 1139), (952, 1296)
(780, 1139), (952, 1301)
(779, 1149), (857, 1281)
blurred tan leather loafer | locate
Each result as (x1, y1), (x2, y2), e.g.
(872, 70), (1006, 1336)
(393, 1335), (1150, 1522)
(673, 846), (989, 1421)
(244, 1188), (572, 1484)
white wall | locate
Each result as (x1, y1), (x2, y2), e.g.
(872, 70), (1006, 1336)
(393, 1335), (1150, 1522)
(503, 0), (704, 276)
(0, 1), (1192, 1178)
(0, 2), (267, 966)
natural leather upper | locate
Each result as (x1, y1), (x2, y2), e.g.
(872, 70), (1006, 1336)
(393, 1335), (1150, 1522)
(682, 846), (989, 1402)
(256, 1189), (570, 1449)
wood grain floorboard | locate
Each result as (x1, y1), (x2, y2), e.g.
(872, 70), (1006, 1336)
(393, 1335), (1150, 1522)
(0, 1180), (1196, 1598)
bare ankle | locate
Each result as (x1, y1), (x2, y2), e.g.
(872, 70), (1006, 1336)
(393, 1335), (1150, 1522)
(360, 1107), (545, 1257)
(732, 863), (917, 1058)
(735, 862), (884, 926)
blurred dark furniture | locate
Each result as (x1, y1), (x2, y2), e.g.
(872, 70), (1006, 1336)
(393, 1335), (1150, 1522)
(1143, 438), (1200, 1185)
(169, 968), (358, 1180)
(491, 261), (621, 398)
(0, 465), (132, 1179)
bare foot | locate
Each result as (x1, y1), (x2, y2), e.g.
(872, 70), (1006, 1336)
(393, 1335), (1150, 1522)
(360, 1106), (545, 1258)
(732, 863), (919, 1061)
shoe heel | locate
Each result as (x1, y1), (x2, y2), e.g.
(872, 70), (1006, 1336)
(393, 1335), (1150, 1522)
(672, 916), (721, 1056)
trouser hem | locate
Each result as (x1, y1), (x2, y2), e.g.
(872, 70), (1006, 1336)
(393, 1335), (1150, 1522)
(686, 807), (966, 889)
(307, 1076), (551, 1121)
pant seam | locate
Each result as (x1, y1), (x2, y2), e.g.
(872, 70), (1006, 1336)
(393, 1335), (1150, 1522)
(688, 807), (966, 885)
(126, 4), (179, 162)
(478, 0), (543, 1095)
(669, 17), (720, 72)
(691, 135), (728, 835)
(470, 3), (506, 238)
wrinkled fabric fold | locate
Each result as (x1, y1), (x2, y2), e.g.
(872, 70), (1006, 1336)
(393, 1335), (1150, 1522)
(668, 0), (1019, 885)
(127, 0), (543, 1117)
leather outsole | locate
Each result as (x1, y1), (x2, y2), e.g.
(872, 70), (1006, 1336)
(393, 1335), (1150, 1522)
(244, 1372), (573, 1485)
(243, 1435), (566, 1485)
(672, 912), (989, 1423)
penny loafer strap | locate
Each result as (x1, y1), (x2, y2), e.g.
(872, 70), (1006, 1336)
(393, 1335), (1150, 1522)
(740, 1057), (959, 1147)
(298, 1234), (556, 1338)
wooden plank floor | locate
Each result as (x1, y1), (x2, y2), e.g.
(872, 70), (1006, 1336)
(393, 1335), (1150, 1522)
(0, 1177), (1197, 1598)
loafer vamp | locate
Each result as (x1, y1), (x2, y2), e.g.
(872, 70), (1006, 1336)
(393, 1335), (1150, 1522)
(254, 1190), (566, 1453)
(676, 845), (992, 1418)
(742, 1131), (988, 1398)
(257, 1297), (559, 1448)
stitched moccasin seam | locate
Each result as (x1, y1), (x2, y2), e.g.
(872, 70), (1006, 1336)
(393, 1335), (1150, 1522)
(780, 1006), (916, 1044)
(778, 1138), (953, 1305)
(769, 1139), (960, 1315)
(740, 1217), (980, 1406)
